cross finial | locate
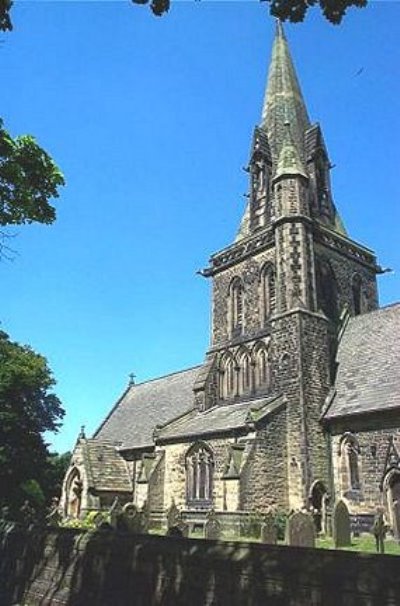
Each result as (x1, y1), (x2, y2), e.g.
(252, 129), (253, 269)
(129, 372), (136, 386)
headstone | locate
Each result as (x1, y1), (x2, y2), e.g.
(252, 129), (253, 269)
(371, 509), (387, 554)
(286, 511), (315, 548)
(166, 501), (188, 537)
(167, 500), (181, 529)
(119, 503), (143, 533)
(204, 509), (221, 540)
(333, 500), (351, 548)
(260, 512), (277, 545)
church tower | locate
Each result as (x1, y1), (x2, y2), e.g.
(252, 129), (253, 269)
(195, 22), (380, 509)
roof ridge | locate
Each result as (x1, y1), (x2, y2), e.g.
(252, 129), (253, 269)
(348, 302), (400, 324)
(133, 363), (202, 386)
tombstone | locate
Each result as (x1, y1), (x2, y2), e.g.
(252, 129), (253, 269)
(204, 509), (221, 540)
(371, 509), (387, 554)
(119, 503), (144, 533)
(286, 511), (315, 548)
(260, 512), (278, 545)
(333, 500), (351, 548)
(167, 500), (180, 530)
(166, 501), (188, 537)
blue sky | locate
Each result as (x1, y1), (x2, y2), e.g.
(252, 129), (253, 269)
(1, 1), (399, 453)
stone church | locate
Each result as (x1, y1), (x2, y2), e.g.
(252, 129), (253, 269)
(61, 23), (400, 534)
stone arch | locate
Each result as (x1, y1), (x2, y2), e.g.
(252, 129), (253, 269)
(237, 346), (252, 395)
(219, 350), (237, 400)
(309, 480), (328, 533)
(185, 441), (214, 507)
(383, 470), (400, 539)
(339, 433), (361, 493)
(64, 467), (83, 519)
(252, 341), (271, 390)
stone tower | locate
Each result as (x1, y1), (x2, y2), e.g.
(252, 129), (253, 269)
(195, 22), (380, 509)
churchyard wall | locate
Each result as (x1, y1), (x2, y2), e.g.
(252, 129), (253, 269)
(1, 526), (400, 606)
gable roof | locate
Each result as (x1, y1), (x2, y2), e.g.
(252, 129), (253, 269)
(324, 303), (400, 422)
(93, 366), (201, 450)
(81, 438), (132, 492)
(157, 394), (286, 443)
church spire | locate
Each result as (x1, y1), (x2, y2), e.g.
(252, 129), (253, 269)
(261, 21), (310, 162)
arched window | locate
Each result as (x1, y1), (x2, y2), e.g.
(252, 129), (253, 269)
(186, 443), (214, 506)
(65, 468), (83, 518)
(220, 354), (236, 400)
(229, 277), (244, 336)
(260, 264), (275, 324)
(352, 274), (362, 316)
(239, 350), (252, 394)
(339, 434), (361, 492)
(254, 344), (271, 389)
(316, 259), (338, 322)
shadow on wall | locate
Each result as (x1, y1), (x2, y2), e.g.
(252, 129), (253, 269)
(1, 526), (400, 606)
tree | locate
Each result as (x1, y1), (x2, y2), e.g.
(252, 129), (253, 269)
(0, 119), (65, 257)
(0, 0), (367, 28)
(0, 329), (65, 515)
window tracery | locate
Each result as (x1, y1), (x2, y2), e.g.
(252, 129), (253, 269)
(186, 443), (214, 506)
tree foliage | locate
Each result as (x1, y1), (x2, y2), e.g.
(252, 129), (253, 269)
(0, 0), (367, 28)
(0, 119), (65, 227)
(0, 329), (65, 515)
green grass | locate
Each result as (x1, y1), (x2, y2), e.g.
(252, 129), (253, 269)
(316, 534), (400, 555)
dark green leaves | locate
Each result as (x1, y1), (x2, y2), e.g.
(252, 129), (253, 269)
(0, 120), (65, 228)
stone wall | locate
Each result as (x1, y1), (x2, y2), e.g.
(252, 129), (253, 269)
(240, 409), (288, 512)
(2, 526), (400, 606)
(331, 422), (400, 521)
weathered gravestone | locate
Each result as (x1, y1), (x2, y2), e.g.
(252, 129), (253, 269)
(286, 511), (315, 548)
(260, 512), (278, 545)
(166, 500), (188, 537)
(120, 503), (145, 533)
(333, 500), (351, 548)
(204, 509), (221, 540)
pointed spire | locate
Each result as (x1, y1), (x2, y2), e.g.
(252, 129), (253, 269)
(261, 22), (310, 163)
(274, 121), (308, 181)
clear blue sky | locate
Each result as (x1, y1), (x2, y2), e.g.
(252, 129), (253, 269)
(1, 1), (399, 453)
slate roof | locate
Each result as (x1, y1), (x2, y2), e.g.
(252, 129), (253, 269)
(157, 394), (286, 442)
(93, 366), (201, 450)
(81, 439), (132, 492)
(324, 303), (400, 421)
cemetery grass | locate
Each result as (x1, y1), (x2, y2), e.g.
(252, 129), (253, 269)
(316, 534), (400, 555)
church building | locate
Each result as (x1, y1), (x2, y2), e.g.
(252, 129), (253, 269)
(61, 23), (400, 535)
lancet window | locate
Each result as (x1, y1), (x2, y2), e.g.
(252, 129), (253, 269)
(229, 277), (244, 335)
(239, 350), (252, 394)
(186, 443), (214, 505)
(254, 345), (271, 389)
(221, 354), (236, 400)
(260, 264), (275, 323)
(340, 434), (361, 492)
